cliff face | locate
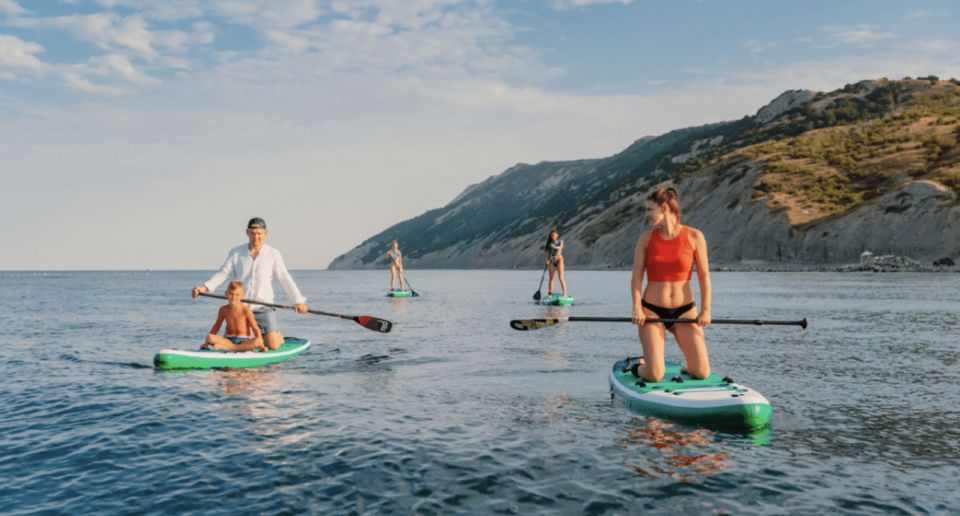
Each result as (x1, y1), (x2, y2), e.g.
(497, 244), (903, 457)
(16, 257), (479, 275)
(329, 78), (960, 269)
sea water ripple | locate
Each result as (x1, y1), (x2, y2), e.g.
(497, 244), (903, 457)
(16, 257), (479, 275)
(2, 270), (958, 514)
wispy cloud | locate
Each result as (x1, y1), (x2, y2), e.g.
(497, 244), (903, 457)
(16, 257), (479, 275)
(551, 0), (632, 10)
(904, 11), (930, 21)
(906, 38), (960, 55)
(743, 40), (777, 54)
(823, 24), (895, 47)
(2, 1), (543, 95)
(209, 0), (321, 30)
(0, 0), (28, 16)
(3, 8), (215, 93)
(0, 33), (44, 70)
(7, 13), (197, 58)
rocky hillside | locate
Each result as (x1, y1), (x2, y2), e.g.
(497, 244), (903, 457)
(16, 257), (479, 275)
(329, 77), (960, 269)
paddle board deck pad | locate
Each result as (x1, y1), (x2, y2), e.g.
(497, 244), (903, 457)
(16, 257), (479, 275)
(154, 337), (311, 370)
(609, 357), (771, 429)
(541, 294), (574, 306)
(386, 290), (412, 298)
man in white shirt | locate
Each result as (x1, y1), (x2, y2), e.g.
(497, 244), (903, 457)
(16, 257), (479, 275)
(192, 217), (308, 350)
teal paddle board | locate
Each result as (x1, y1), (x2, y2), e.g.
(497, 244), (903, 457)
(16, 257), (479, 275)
(386, 290), (412, 298)
(154, 337), (311, 370)
(610, 357), (771, 429)
(541, 293), (574, 306)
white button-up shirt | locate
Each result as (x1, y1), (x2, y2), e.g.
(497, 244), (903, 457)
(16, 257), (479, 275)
(203, 243), (307, 309)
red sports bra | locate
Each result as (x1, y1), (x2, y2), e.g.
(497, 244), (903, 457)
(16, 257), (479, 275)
(645, 226), (695, 282)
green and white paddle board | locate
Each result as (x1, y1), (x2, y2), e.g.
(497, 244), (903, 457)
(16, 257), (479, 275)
(610, 357), (771, 429)
(386, 290), (412, 298)
(154, 337), (311, 370)
(541, 293), (574, 306)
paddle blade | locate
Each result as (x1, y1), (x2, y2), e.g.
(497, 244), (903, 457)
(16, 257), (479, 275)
(356, 316), (393, 333)
(532, 291), (542, 302)
(510, 318), (562, 331)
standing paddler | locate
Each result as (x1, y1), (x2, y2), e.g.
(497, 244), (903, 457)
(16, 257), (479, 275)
(386, 240), (405, 292)
(545, 229), (569, 299)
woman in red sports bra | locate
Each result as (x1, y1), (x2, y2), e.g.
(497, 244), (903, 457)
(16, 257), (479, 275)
(630, 186), (712, 382)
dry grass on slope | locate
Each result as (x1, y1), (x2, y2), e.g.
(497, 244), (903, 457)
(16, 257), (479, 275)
(737, 107), (960, 226)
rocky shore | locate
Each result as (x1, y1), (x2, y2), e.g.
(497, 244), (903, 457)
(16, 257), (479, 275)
(712, 251), (958, 272)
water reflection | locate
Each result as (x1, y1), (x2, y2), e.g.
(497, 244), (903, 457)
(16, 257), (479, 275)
(210, 367), (281, 399)
(544, 306), (567, 319)
(208, 367), (318, 449)
(355, 352), (396, 392)
(542, 350), (570, 370)
(620, 417), (732, 482)
(389, 297), (407, 314)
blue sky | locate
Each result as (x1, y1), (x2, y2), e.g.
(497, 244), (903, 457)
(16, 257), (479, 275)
(2, 0), (959, 270)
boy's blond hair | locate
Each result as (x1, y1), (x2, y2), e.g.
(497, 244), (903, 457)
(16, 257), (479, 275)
(226, 280), (245, 295)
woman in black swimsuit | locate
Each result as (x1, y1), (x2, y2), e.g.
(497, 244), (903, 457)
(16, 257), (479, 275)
(545, 230), (569, 298)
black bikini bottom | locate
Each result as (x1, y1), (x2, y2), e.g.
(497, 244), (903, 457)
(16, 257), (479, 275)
(641, 299), (695, 329)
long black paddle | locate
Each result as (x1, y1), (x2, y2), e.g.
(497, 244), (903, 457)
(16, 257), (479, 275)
(199, 292), (393, 333)
(510, 316), (807, 331)
(532, 263), (548, 302)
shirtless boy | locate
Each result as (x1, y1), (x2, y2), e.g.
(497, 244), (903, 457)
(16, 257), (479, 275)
(201, 280), (267, 352)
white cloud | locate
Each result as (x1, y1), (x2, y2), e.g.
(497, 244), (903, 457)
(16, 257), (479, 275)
(4, 1), (536, 93)
(208, 0), (322, 30)
(743, 40), (777, 54)
(335, 0), (458, 31)
(152, 22), (214, 52)
(110, 14), (155, 55)
(906, 38), (960, 55)
(87, 52), (159, 84)
(48, 51), (159, 94)
(904, 11), (930, 21)
(551, 0), (632, 10)
(0, 33), (44, 70)
(94, 0), (206, 21)
(10, 13), (157, 56)
(823, 24), (896, 47)
(62, 70), (129, 94)
(0, 0), (27, 16)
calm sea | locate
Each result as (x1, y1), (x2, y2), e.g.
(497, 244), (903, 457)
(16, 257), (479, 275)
(2, 270), (958, 514)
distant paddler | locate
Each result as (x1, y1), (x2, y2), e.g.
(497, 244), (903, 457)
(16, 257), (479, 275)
(386, 240), (405, 292)
(545, 229), (569, 299)
(631, 187), (712, 382)
(191, 217), (308, 350)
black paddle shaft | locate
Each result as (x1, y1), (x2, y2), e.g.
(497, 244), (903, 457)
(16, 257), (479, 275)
(571, 317), (807, 328)
(510, 316), (808, 331)
(533, 263), (548, 301)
